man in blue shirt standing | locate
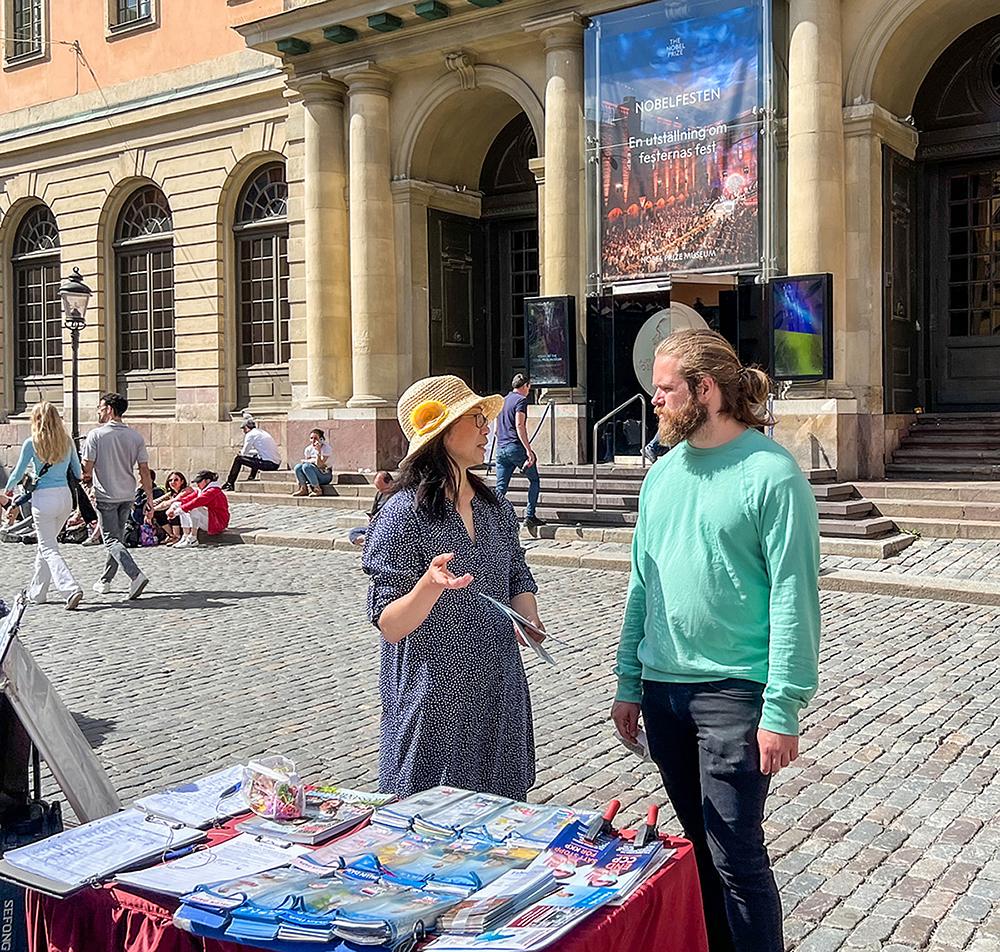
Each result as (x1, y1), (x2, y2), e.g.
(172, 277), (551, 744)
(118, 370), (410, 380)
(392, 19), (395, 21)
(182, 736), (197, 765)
(494, 373), (545, 530)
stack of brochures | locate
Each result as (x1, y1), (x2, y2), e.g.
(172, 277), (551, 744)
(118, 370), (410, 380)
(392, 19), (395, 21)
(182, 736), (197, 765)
(373, 785), (472, 831)
(412, 791), (513, 839)
(236, 786), (394, 845)
(437, 868), (558, 935)
(427, 884), (619, 951)
(293, 823), (406, 871)
(527, 819), (671, 899)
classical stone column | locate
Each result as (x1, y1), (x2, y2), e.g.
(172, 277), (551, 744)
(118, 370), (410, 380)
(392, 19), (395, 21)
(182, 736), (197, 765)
(295, 75), (352, 406)
(787, 0), (848, 385)
(343, 65), (398, 407)
(531, 14), (585, 301)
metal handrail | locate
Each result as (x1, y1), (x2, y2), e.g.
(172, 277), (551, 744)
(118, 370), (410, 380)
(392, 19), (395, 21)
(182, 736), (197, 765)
(592, 392), (648, 509)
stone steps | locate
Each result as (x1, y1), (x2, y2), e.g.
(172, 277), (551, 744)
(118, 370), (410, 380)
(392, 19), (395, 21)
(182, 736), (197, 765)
(886, 462), (1000, 479)
(856, 481), (1000, 503)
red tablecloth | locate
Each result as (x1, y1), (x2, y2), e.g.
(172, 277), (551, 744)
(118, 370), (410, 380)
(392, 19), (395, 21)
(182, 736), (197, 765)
(25, 833), (708, 952)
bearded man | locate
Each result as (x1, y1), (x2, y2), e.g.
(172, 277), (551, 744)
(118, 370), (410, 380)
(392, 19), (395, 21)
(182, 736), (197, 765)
(611, 329), (820, 952)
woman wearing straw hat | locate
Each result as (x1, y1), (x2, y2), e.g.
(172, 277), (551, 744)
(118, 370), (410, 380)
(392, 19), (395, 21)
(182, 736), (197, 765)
(363, 375), (546, 800)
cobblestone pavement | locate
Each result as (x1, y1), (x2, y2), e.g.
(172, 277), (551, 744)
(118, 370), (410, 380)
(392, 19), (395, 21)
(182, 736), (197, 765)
(1, 539), (999, 951)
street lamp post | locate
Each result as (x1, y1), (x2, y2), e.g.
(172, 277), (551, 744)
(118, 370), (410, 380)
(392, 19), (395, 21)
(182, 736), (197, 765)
(58, 268), (92, 447)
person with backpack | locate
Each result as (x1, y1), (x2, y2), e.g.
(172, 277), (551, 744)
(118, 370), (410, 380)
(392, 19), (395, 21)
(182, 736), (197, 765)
(0, 401), (84, 610)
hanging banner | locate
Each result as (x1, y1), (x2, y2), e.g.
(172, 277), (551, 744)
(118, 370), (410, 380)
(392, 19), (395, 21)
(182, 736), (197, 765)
(587, 0), (763, 283)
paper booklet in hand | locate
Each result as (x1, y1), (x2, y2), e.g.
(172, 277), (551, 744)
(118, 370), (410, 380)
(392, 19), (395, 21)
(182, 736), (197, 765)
(479, 594), (555, 665)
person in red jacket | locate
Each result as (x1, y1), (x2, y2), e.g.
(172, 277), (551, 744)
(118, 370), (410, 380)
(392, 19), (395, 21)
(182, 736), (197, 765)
(168, 470), (230, 548)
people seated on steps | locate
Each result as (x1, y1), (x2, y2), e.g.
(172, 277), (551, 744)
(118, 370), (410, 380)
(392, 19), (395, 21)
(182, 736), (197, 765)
(151, 471), (197, 545)
(167, 470), (230, 548)
(292, 429), (334, 497)
(221, 412), (281, 491)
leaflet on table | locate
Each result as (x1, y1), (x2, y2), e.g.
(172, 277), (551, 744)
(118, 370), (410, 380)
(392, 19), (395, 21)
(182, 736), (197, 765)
(413, 790), (514, 838)
(374, 785), (473, 831)
(527, 821), (666, 897)
(115, 833), (309, 897)
(471, 803), (589, 849)
(428, 884), (618, 951)
(480, 594), (556, 666)
(354, 834), (540, 894)
(133, 764), (247, 828)
(438, 867), (558, 935)
(292, 823), (406, 871)
(0, 807), (204, 895)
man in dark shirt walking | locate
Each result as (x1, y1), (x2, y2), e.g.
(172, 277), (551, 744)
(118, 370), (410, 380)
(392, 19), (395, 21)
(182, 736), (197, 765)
(494, 373), (544, 530)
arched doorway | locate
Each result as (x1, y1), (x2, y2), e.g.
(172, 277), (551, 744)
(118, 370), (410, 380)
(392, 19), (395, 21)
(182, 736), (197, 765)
(427, 113), (539, 392)
(914, 16), (1000, 409)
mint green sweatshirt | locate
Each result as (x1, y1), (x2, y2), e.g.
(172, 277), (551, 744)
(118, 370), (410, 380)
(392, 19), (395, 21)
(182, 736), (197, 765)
(614, 427), (820, 735)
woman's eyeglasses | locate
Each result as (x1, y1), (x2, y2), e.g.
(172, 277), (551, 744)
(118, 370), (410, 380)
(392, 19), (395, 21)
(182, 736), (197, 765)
(464, 412), (488, 428)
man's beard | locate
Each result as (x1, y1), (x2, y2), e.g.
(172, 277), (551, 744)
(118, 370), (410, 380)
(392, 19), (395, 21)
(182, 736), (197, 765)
(657, 391), (709, 447)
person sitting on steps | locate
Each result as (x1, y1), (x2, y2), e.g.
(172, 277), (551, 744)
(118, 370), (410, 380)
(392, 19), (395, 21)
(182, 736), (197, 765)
(168, 470), (230, 548)
(292, 429), (334, 497)
(221, 412), (281, 491)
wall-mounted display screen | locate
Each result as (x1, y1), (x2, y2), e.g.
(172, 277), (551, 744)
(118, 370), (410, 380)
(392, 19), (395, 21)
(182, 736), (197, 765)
(768, 273), (833, 380)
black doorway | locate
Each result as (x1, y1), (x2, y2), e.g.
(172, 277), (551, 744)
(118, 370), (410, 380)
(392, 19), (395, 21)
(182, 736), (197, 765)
(427, 114), (538, 393)
(914, 16), (1000, 410)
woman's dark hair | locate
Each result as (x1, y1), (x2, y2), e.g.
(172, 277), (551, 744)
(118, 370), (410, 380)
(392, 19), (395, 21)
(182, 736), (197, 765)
(194, 470), (218, 484)
(310, 428), (325, 440)
(165, 471), (188, 491)
(387, 434), (495, 520)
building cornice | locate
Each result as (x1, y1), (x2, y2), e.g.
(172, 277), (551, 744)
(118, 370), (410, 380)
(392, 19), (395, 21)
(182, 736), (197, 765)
(842, 100), (918, 159)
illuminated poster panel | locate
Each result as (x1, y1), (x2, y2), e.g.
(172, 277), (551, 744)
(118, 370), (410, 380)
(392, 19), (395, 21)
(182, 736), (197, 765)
(588, 0), (763, 283)
(769, 273), (833, 381)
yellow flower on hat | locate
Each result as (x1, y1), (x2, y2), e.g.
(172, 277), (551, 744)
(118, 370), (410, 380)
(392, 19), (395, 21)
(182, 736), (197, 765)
(397, 375), (504, 463)
(411, 400), (449, 437)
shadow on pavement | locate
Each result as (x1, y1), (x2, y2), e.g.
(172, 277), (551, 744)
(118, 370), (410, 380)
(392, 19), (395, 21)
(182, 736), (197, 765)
(71, 712), (117, 748)
(82, 590), (302, 610)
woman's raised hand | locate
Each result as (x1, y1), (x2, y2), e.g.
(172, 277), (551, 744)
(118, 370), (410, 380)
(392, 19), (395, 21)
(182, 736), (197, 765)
(424, 552), (474, 590)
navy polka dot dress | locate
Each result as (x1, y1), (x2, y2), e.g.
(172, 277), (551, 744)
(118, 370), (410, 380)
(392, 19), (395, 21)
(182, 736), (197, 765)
(363, 487), (538, 801)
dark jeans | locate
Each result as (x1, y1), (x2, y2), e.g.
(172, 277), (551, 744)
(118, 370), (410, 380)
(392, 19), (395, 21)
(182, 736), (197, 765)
(494, 444), (540, 518)
(226, 455), (279, 486)
(97, 500), (141, 583)
(642, 679), (782, 952)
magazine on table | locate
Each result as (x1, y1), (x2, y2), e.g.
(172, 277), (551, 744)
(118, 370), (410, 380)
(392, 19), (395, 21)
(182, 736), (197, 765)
(115, 833), (309, 897)
(427, 884), (619, 951)
(235, 785), (387, 844)
(472, 803), (591, 849)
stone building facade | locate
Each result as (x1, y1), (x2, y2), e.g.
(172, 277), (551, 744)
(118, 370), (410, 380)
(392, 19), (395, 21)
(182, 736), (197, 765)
(1, 0), (999, 479)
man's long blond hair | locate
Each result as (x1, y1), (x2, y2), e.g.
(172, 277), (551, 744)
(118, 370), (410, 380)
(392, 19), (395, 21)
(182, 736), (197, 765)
(655, 329), (773, 428)
(30, 401), (71, 465)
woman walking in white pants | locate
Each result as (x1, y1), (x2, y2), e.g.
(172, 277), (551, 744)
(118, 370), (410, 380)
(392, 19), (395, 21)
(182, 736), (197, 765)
(0, 402), (83, 610)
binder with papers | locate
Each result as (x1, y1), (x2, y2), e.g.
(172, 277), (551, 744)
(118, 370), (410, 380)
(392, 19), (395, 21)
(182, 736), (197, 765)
(0, 807), (203, 897)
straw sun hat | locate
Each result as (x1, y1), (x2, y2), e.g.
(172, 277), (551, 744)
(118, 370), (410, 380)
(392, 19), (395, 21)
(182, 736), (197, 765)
(397, 375), (503, 462)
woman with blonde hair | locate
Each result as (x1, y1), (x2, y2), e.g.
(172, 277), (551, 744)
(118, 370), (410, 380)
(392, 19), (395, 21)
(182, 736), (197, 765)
(0, 401), (83, 609)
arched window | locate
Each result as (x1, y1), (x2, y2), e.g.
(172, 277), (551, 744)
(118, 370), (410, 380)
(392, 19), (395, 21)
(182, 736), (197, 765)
(114, 186), (174, 392)
(10, 205), (62, 411)
(233, 164), (289, 407)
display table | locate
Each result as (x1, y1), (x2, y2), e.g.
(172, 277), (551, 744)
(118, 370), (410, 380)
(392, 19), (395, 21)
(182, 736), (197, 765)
(25, 829), (708, 952)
